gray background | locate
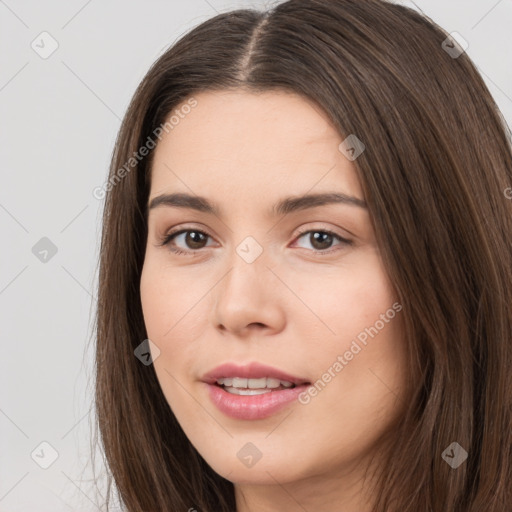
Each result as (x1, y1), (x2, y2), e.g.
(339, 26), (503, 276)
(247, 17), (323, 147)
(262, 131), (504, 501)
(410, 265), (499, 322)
(1, 0), (511, 510)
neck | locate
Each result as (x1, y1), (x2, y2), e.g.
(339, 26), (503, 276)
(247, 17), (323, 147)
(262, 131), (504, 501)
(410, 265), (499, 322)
(234, 454), (379, 512)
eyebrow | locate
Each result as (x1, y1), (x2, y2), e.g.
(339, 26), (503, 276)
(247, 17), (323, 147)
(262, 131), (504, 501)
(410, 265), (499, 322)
(147, 191), (367, 217)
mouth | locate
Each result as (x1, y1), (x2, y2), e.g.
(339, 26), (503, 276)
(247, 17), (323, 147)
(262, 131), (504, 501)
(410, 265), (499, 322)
(214, 377), (299, 395)
(202, 362), (311, 420)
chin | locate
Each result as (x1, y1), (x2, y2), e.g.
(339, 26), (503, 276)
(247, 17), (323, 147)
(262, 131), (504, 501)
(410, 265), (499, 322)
(202, 447), (308, 485)
(218, 465), (293, 485)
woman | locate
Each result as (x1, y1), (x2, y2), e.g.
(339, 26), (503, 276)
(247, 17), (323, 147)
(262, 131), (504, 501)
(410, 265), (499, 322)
(93, 0), (512, 510)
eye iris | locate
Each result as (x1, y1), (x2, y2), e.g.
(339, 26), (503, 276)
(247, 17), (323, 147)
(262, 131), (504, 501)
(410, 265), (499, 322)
(186, 231), (207, 249)
(174, 230), (339, 252)
(310, 231), (333, 250)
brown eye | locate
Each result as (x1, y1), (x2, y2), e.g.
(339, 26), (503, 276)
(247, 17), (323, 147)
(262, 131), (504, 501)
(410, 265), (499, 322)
(294, 229), (353, 255)
(308, 231), (335, 250)
(182, 231), (209, 249)
(160, 229), (213, 255)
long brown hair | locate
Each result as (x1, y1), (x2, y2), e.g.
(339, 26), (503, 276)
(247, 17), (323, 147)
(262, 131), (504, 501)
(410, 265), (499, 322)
(92, 1), (512, 510)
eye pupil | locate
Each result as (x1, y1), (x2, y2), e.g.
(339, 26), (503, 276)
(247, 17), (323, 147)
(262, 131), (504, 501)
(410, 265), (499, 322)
(311, 232), (333, 250)
(186, 231), (207, 249)
(165, 228), (347, 256)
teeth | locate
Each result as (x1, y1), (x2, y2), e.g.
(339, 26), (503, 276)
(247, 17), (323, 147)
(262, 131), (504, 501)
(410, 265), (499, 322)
(215, 377), (295, 389)
(223, 387), (272, 395)
(247, 377), (267, 389)
(266, 378), (281, 388)
(232, 377), (248, 388)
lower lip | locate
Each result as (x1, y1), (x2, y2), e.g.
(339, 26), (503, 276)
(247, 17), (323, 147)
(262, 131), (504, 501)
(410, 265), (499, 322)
(205, 383), (310, 420)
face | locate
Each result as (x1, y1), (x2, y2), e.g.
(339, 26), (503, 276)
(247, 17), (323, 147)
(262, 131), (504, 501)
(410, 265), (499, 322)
(140, 89), (408, 503)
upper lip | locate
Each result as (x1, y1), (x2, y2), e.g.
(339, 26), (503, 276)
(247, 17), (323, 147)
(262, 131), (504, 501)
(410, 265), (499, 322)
(202, 362), (310, 386)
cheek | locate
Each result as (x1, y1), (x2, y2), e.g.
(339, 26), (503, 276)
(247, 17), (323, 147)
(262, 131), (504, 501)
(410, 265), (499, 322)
(140, 264), (170, 342)
(140, 262), (205, 415)
(290, 249), (406, 413)
(291, 248), (399, 353)
(140, 259), (208, 348)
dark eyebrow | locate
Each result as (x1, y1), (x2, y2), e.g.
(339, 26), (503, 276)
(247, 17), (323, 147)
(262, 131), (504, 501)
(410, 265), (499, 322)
(147, 191), (367, 217)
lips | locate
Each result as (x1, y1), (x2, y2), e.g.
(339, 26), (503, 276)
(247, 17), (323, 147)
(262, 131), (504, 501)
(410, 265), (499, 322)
(201, 362), (311, 420)
(201, 361), (310, 386)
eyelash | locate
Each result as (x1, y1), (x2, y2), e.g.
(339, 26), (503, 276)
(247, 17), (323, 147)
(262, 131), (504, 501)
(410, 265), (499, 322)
(158, 226), (353, 257)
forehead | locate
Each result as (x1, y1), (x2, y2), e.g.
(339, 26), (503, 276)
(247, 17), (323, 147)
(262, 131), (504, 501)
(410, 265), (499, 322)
(149, 89), (363, 203)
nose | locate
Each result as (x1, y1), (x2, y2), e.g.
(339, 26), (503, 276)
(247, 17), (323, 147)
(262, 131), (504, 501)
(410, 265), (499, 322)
(213, 250), (286, 337)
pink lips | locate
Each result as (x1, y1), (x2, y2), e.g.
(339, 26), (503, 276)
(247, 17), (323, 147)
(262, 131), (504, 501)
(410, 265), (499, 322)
(202, 362), (310, 386)
(202, 362), (311, 421)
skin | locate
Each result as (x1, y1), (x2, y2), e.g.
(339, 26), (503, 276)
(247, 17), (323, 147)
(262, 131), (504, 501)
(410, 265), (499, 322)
(140, 89), (408, 512)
